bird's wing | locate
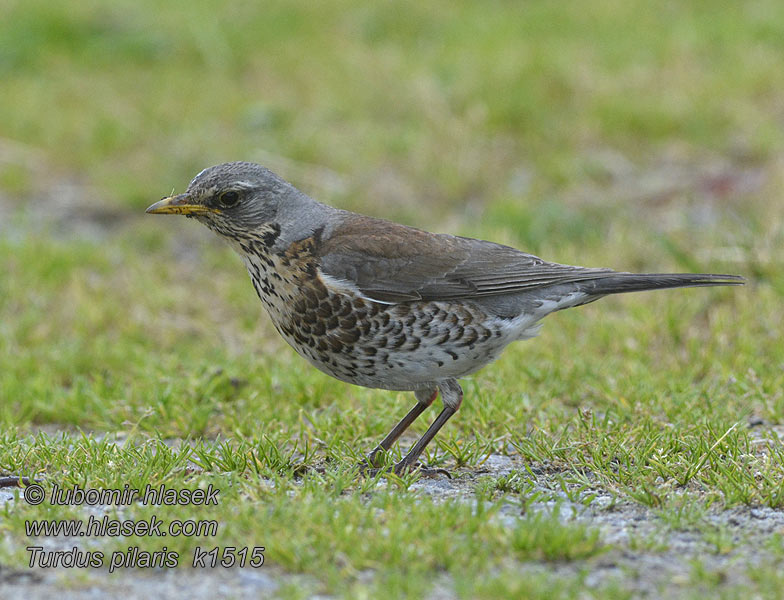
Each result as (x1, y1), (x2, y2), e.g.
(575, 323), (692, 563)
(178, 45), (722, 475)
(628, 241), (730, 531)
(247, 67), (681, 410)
(316, 215), (615, 304)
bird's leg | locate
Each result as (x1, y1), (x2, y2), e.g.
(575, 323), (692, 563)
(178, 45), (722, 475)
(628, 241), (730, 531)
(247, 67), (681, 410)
(392, 379), (463, 475)
(364, 387), (438, 468)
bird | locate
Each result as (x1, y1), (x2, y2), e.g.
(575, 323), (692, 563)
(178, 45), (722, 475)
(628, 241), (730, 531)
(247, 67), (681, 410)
(146, 161), (744, 475)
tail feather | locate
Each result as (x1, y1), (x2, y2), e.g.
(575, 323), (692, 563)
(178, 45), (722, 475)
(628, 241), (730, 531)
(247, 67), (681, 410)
(578, 273), (745, 297)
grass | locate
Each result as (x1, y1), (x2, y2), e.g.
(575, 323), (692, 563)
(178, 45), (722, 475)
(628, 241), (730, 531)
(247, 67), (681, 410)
(2, 0), (784, 598)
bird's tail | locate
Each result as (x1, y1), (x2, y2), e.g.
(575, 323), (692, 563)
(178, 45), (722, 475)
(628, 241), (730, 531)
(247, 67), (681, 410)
(577, 272), (745, 297)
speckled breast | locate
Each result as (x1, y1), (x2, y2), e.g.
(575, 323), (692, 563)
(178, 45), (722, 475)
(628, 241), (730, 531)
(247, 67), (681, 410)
(237, 235), (515, 391)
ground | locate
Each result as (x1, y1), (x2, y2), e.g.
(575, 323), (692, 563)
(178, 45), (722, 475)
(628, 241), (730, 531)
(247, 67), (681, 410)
(1, 1), (783, 598)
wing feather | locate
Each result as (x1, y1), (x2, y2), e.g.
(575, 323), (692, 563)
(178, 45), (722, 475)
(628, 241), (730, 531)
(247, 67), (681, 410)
(316, 214), (614, 304)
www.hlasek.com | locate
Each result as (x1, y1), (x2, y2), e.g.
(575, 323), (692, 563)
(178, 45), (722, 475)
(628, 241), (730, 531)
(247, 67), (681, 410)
(22, 483), (264, 571)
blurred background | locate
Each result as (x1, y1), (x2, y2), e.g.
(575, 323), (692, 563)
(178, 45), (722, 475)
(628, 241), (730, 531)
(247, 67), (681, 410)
(1, 0), (781, 430)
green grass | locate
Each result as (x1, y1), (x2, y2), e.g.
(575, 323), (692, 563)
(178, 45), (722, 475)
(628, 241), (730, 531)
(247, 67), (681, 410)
(2, 0), (784, 598)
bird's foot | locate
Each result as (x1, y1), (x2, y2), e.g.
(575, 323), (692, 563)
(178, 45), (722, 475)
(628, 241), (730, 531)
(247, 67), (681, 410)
(358, 460), (451, 479)
(409, 465), (452, 479)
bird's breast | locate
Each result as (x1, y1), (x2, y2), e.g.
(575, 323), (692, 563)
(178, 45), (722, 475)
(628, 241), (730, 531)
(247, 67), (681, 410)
(240, 248), (527, 390)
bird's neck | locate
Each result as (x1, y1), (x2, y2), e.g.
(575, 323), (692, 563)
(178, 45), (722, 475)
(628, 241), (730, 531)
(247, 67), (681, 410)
(272, 193), (340, 254)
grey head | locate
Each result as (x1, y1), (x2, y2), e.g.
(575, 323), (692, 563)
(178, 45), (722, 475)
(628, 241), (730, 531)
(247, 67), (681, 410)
(146, 161), (336, 252)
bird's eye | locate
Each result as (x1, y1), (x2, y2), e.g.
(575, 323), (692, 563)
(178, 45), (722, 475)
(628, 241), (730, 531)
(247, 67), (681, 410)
(219, 190), (240, 208)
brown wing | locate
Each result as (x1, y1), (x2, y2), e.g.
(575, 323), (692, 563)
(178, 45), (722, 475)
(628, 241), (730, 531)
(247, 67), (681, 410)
(317, 214), (615, 303)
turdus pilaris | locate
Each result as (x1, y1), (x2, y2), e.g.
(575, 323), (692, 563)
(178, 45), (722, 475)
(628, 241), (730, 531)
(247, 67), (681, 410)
(146, 162), (743, 475)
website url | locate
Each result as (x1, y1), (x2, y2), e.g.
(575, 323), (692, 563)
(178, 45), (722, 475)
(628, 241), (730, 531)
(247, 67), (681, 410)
(25, 515), (218, 538)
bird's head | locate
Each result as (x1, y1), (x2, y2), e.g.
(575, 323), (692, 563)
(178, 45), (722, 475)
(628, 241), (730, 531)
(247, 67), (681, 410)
(146, 161), (310, 247)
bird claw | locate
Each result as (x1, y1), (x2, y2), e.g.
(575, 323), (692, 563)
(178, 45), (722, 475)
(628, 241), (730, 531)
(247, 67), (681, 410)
(358, 460), (451, 479)
(411, 465), (452, 479)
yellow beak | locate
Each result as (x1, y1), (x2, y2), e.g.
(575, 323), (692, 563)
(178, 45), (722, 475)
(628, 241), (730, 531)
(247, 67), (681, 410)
(145, 194), (220, 215)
